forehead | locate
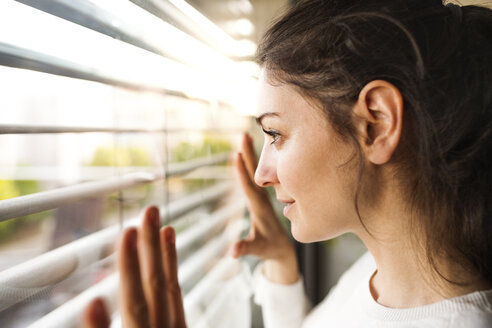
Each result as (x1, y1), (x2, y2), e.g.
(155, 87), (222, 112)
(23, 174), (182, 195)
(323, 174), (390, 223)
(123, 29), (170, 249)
(256, 71), (325, 125)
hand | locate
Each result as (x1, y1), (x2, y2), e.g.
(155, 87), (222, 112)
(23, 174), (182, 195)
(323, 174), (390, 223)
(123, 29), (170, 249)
(233, 133), (299, 284)
(83, 206), (186, 328)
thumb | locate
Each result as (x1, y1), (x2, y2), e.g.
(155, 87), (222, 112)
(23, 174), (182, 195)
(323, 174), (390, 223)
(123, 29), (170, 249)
(231, 239), (263, 258)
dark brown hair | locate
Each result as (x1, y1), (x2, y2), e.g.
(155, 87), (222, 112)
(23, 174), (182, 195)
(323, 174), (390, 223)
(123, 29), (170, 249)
(257, 0), (492, 286)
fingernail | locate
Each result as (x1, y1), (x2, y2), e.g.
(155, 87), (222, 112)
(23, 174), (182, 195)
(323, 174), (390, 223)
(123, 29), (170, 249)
(165, 227), (175, 244)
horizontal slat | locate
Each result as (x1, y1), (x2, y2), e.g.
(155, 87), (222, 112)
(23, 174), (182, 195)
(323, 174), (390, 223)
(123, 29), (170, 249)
(177, 210), (239, 255)
(0, 184), (239, 311)
(179, 218), (248, 293)
(176, 206), (245, 255)
(0, 124), (242, 135)
(16, 0), (246, 72)
(0, 41), (182, 97)
(0, 165), (232, 181)
(27, 257), (243, 328)
(0, 2), (231, 102)
(27, 272), (119, 328)
(0, 171), (155, 222)
(24, 205), (247, 328)
(0, 2), (256, 105)
(128, 0), (248, 58)
(180, 234), (228, 293)
(0, 125), (161, 134)
(191, 262), (253, 328)
(184, 258), (245, 326)
(167, 152), (230, 177)
(0, 152), (230, 222)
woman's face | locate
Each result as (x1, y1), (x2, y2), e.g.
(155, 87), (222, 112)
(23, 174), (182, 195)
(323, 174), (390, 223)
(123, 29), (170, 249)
(255, 72), (360, 242)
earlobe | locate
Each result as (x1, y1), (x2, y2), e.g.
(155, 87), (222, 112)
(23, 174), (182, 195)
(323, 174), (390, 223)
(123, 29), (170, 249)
(353, 80), (403, 165)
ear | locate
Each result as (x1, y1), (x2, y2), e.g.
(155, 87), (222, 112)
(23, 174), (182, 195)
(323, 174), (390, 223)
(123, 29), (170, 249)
(352, 80), (403, 165)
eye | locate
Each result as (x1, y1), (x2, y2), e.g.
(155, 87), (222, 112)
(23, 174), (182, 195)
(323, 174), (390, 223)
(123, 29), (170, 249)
(262, 127), (281, 145)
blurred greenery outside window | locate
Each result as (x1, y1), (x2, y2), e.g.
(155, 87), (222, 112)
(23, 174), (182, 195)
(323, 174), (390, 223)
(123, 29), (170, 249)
(0, 135), (233, 244)
(0, 179), (44, 242)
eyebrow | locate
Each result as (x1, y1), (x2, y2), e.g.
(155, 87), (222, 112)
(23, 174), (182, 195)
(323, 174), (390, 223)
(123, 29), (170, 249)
(255, 112), (280, 126)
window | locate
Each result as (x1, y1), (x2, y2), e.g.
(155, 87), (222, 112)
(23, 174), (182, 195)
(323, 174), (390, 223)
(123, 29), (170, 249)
(0, 1), (257, 326)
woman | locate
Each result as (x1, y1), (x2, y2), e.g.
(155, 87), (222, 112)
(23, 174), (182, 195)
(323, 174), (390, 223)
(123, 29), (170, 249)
(84, 0), (492, 327)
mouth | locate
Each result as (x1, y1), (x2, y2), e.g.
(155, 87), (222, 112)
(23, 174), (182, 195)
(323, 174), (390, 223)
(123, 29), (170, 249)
(278, 199), (295, 217)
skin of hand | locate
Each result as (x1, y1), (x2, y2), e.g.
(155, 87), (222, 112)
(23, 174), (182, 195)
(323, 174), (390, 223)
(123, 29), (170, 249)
(233, 133), (299, 284)
(83, 132), (298, 327)
(83, 206), (186, 328)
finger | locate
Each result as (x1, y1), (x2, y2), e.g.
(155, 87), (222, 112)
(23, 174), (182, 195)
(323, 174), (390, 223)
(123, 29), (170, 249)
(235, 153), (270, 231)
(236, 152), (265, 203)
(241, 133), (258, 181)
(231, 221), (257, 258)
(161, 227), (186, 328)
(82, 298), (110, 328)
(118, 228), (150, 328)
(138, 206), (168, 328)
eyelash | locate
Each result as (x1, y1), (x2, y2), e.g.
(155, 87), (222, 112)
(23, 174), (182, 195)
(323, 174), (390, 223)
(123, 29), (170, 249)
(262, 128), (281, 145)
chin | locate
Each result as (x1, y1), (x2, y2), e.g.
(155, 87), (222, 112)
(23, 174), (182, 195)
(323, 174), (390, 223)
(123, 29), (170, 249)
(291, 223), (345, 243)
(290, 226), (322, 243)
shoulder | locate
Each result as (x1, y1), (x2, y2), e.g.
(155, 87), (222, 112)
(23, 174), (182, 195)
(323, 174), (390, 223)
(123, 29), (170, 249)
(449, 310), (492, 328)
(323, 250), (375, 305)
(336, 251), (375, 288)
(302, 251), (375, 326)
(448, 290), (492, 328)
(345, 251), (375, 275)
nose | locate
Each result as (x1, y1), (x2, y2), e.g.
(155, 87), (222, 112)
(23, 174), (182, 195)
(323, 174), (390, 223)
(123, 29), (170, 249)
(254, 145), (278, 187)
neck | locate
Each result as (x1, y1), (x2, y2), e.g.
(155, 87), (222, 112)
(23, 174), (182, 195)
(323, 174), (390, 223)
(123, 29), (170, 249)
(362, 234), (443, 308)
(360, 233), (490, 308)
(354, 168), (490, 308)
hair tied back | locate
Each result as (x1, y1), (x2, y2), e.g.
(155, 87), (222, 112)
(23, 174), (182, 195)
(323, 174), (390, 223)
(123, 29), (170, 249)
(446, 3), (463, 24)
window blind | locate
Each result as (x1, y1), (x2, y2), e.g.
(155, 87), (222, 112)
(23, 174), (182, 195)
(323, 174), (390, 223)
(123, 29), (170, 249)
(0, 1), (256, 327)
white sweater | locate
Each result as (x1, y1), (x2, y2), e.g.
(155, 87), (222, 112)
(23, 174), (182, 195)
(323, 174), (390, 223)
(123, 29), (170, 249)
(253, 252), (492, 327)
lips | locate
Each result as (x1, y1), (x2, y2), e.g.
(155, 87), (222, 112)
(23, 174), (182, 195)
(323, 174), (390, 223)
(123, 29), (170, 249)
(278, 199), (295, 217)
(283, 202), (295, 217)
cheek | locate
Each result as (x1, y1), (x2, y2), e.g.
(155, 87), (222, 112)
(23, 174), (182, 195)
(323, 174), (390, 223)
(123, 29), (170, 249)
(276, 138), (338, 198)
(275, 146), (311, 194)
(277, 138), (359, 241)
